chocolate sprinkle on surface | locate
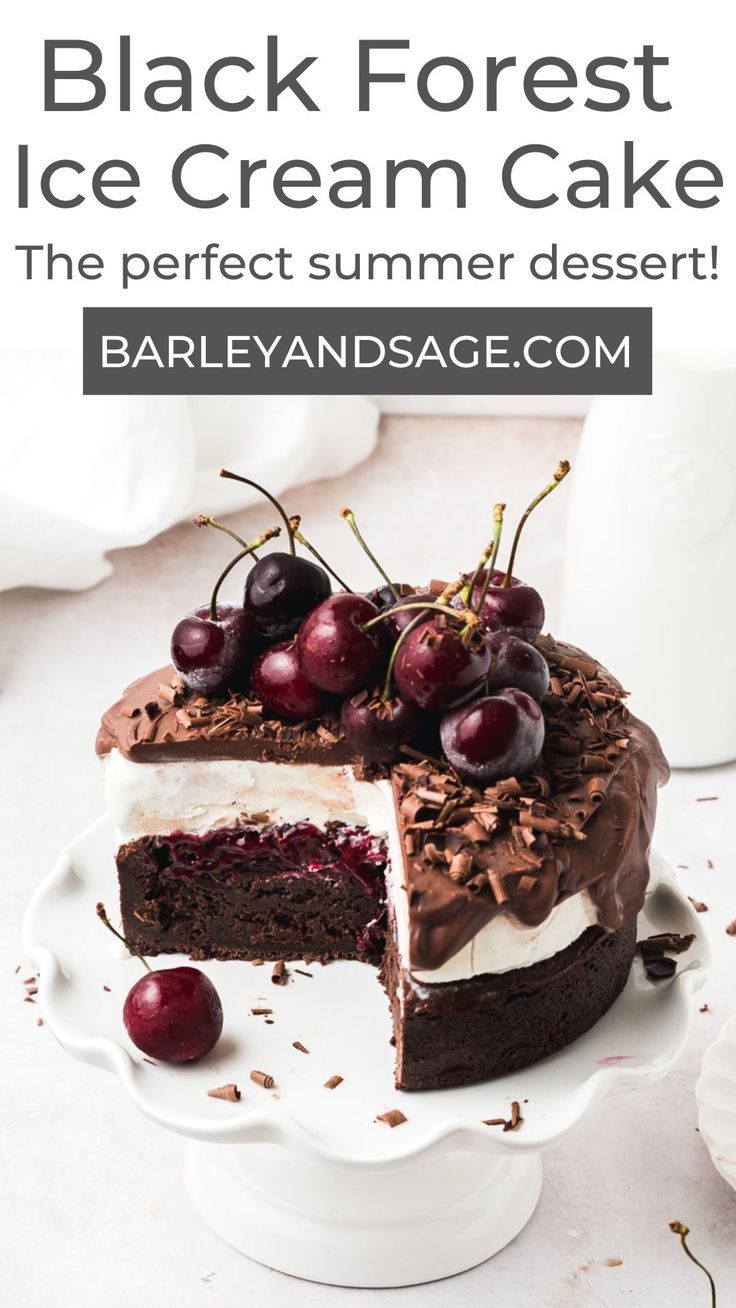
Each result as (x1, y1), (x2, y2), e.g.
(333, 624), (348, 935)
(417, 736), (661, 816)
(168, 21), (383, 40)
(207, 1083), (241, 1102)
(250, 1007), (272, 1015)
(504, 1101), (523, 1132)
(726, 920), (736, 937)
(688, 897), (708, 913)
(250, 1069), (275, 1089)
(324, 1074), (343, 1089)
(292, 1041), (310, 1054)
(377, 1109), (407, 1128)
(271, 960), (288, 985)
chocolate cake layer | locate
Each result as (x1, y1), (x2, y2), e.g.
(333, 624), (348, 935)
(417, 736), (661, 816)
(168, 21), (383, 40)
(382, 919), (637, 1091)
(118, 823), (387, 964)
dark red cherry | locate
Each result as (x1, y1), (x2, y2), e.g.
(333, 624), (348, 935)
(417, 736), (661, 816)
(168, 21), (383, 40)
(368, 583), (404, 610)
(486, 632), (550, 702)
(393, 619), (490, 710)
(171, 604), (250, 692)
(385, 592), (435, 638)
(244, 552), (331, 638)
(123, 966), (223, 1063)
(341, 693), (418, 762)
(440, 688), (545, 785)
(469, 570), (545, 643)
(297, 593), (385, 695)
(252, 641), (332, 720)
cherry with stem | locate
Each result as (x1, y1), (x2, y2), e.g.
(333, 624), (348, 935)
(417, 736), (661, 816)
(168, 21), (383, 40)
(97, 903), (224, 1063)
(379, 577), (467, 699)
(340, 507), (400, 602)
(208, 527), (280, 621)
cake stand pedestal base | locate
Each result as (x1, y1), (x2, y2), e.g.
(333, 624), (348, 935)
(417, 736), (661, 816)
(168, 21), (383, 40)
(185, 1137), (543, 1287)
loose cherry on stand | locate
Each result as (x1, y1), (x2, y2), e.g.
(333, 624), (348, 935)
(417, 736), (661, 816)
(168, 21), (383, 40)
(297, 593), (386, 694)
(252, 640), (332, 719)
(220, 470), (333, 638)
(171, 523), (280, 692)
(96, 904), (223, 1063)
(440, 688), (545, 785)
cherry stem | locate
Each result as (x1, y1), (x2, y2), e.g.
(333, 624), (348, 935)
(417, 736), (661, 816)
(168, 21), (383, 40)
(669, 1223), (717, 1307)
(340, 508), (399, 601)
(362, 600), (478, 633)
(209, 527), (280, 620)
(289, 516), (350, 591)
(502, 460), (570, 588)
(219, 470), (295, 555)
(96, 902), (152, 973)
(475, 503), (507, 612)
(195, 514), (261, 562)
(463, 504), (506, 606)
(193, 515), (248, 550)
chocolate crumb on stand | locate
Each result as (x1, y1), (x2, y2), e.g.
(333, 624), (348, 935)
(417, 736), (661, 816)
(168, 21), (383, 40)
(207, 1083), (241, 1102)
(250, 1069), (276, 1089)
(376, 1109), (407, 1128)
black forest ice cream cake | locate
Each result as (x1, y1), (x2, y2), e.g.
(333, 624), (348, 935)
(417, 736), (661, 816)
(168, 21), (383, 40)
(97, 466), (669, 1089)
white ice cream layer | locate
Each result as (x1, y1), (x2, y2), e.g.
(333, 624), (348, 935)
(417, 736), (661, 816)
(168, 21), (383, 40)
(103, 749), (599, 983)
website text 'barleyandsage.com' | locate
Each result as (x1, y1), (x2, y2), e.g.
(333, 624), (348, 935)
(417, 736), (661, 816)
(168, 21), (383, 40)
(82, 306), (651, 394)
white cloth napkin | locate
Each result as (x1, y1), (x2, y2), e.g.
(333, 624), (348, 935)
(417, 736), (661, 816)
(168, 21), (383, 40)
(0, 353), (379, 592)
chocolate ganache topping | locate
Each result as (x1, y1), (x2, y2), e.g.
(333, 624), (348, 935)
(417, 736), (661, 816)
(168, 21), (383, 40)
(97, 636), (668, 973)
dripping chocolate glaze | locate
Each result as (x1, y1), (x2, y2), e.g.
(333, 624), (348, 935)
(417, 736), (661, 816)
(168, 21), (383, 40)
(97, 637), (668, 973)
(395, 637), (668, 971)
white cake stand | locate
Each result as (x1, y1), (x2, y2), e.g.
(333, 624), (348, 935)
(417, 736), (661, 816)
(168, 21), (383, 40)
(23, 818), (708, 1288)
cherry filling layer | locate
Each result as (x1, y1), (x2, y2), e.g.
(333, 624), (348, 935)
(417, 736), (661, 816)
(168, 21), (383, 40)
(146, 821), (389, 955)
(154, 820), (387, 898)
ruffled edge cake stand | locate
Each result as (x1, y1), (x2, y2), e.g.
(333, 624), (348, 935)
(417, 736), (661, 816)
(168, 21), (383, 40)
(23, 818), (708, 1287)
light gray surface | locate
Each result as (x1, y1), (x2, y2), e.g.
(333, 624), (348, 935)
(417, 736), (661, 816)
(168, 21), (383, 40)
(2, 417), (735, 1305)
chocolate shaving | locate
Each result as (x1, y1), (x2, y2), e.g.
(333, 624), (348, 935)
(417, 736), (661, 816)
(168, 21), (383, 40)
(292, 1041), (309, 1054)
(503, 1101), (523, 1132)
(644, 957), (677, 980)
(207, 1083), (241, 1102)
(376, 1109), (407, 1128)
(726, 920), (736, 937)
(250, 1069), (275, 1089)
(271, 961), (288, 985)
(324, 1074), (343, 1089)
(250, 1007), (272, 1015)
(688, 898), (708, 913)
(638, 931), (694, 981)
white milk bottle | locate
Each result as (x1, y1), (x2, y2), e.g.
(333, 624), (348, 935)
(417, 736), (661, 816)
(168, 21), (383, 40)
(560, 353), (736, 767)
